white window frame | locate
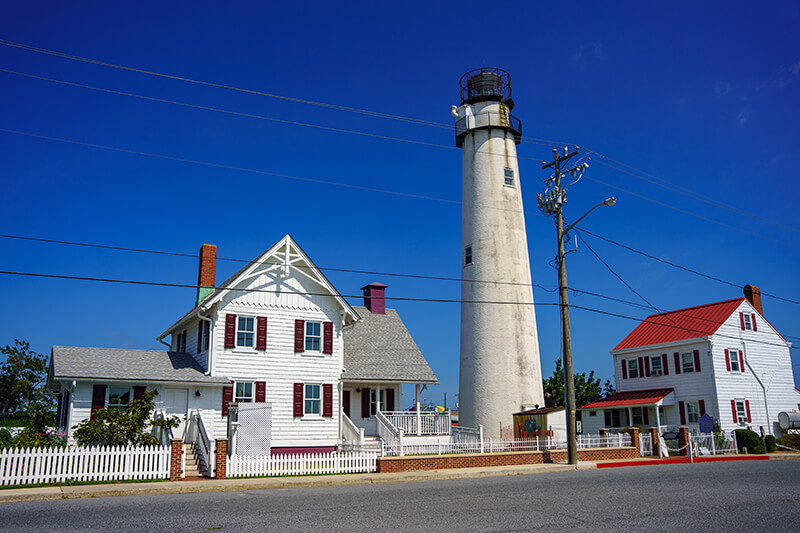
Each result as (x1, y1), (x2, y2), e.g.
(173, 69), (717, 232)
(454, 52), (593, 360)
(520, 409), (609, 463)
(735, 400), (748, 424)
(201, 320), (210, 352)
(236, 316), (255, 348)
(628, 359), (639, 379)
(234, 382), (254, 403)
(465, 245), (473, 266)
(681, 352), (695, 373)
(729, 349), (741, 372)
(107, 386), (132, 410)
(650, 355), (663, 376)
(686, 401), (699, 424)
(305, 321), (322, 352)
(743, 314), (752, 330)
(504, 167), (515, 187)
(304, 383), (321, 415)
(370, 388), (387, 416)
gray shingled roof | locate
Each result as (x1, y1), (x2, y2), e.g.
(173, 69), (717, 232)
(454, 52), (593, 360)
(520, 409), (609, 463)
(342, 307), (438, 383)
(51, 346), (230, 384)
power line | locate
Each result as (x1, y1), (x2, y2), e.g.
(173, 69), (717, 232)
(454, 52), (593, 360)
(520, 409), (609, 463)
(0, 268), (794, 351)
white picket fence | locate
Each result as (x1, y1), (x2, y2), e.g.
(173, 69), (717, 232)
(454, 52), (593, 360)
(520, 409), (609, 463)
(228, 451), (377, 478)
(0, 445), (171, 486)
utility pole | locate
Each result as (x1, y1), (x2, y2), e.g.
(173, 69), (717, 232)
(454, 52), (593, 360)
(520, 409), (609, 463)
(538, 148), (616, 466)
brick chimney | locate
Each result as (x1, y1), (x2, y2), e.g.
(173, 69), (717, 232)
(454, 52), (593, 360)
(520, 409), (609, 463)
(361, 282), (388, 314)
(744, 285), (762, 315)
(197, 244), (217, 306)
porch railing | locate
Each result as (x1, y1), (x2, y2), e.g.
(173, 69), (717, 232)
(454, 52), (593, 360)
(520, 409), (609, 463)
(152, 409), (173, 448)
(341, 413), (365, 448)
(380, 434), (633, 457)
(375, 410), (404, 456)
(383, 411), (451, 436)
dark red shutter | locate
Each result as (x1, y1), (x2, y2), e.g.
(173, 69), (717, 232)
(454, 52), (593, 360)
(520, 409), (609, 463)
(679, 401), (686, 425)
(693, 350), (701, 372)
(643, 407), (649, 425)
(637, 357), (644, 377)
(323, 383), (333, 417)
(256, 317), (267, 350)
(751, 314), (757, 332)
(293, 383), (304, 417)
(323, 321), (333, 354)
(386, 388), (395, 411)
(739, 350), (745, 373)
(739, 312), (745, 330)
(699, 399), (706, 416)
(133, 386), (146, 400)
(644, 357), (651, 377)
(225, 314), (236, 349)
(731, 400), (738, 423)
(197, 322), (202, 353)
(674, 352), (681, 374)
(621, 360), (627, 379)
(91, 384), (107, 419)
(294, 320), (305, 352)
(255, 381), (266, 402)
(222, 384), (233, 416)
(662, 354), (669, 375)
(361, 387), (371, 418)
(725, 349), (731, 371)
(745, 400), (752, 422)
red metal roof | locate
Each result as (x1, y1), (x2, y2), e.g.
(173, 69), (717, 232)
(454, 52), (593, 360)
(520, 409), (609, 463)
(613, 298), (745, 351)
(580, 388), (674, 409)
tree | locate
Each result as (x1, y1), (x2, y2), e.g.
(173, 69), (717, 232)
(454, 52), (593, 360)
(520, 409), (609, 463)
(0, 340), (54, 422)
(72, 390), (179, 447)
(542, 358), (615, 408)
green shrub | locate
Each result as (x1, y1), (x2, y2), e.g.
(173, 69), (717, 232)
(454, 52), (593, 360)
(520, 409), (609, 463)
(734, 429), (763, 453)
(776, 433), (800, 451)
(0, 428), (12, 446)
(764, 435), (777, 453)
(752, 444), (767, 454)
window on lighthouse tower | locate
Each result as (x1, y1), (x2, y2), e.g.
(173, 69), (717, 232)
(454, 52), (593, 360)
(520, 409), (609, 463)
(504, 168), (515, 187)
(465, 245), (473, 266)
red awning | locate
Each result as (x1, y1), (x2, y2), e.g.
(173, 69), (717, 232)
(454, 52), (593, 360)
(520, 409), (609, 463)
(580, 388), (674, 409)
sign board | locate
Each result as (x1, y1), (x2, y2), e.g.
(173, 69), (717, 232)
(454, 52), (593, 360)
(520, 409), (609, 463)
(699, 413), (714, 434)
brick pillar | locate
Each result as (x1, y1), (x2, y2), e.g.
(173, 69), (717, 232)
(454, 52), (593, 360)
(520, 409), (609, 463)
(677, 426), (690, 456)
(170, 439), (183, 480)
(648, 427), (659, 457)
(215, 439), (228, 480)
(627, 426), (640, 451)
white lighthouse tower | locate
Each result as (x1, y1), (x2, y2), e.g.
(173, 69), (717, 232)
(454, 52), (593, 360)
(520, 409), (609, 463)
(454, 68), (544, 438)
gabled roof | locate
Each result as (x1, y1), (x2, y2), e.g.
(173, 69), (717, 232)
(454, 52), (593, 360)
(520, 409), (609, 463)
(613, 298), (745, 351)
(342, 306), (438, 384)
(50, 346), (231, 385)
(158, 234), (360, 340)
(579, 388), (674, 409)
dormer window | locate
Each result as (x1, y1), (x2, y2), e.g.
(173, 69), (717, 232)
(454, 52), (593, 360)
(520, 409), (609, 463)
(627, 359), (639, 378)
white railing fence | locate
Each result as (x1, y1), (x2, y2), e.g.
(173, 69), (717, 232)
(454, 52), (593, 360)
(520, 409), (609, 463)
(452, 425), (484, 452)
(381, 434), (633, 457)
(0, 445), (170, 486)
(689, 432), (737, 456)
(341, 413), (365, 448)
(228, 451), (377, 478)
(640, 434), (653, 456)
(383, 411), (452, 436)
(375, 410), (404, 456)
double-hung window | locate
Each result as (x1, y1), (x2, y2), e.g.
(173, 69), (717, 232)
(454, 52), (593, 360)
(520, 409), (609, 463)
(370, 389), (387, 416)
(504, 168), (515, 187)
(628, 359), (639, 379)
(735, 400), (748, 424)
(650, 355), (663, 376)
(681, 352), (695, 373)
(743, 314), (752, 330)
(729, 349), (741, 372)
(200, 321), (210, 351)
(235, 382), (253, 403)
(305, 322), (321, 352)
(304, 384), (321, 415)
(632, 407), (644, 426)
(107, 387), (131, 410)
(237, 317), (255, 348)
(686, 402), (699, 424)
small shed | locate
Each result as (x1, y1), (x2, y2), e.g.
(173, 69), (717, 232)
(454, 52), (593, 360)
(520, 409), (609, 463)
(513, 407), (566, 440)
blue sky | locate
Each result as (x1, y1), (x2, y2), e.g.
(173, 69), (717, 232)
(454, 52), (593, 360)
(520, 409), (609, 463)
(1, 1), (799, 406)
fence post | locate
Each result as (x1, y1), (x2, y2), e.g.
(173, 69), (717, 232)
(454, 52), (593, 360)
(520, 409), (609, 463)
(479, 425), (485, 453)
(627, 427), (640, 453)
(732, 430), (738, 454)
(170, 439), (183, 480)
(711, 433), (716, 456)
(215, 439), (227, 479)
(648, 427), (659, 456)
(398, 429), (404, 457)
(677, 426), (690, 457)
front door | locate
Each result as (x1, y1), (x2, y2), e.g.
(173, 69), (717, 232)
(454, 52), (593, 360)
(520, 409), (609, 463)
(163, 388), (189, 438)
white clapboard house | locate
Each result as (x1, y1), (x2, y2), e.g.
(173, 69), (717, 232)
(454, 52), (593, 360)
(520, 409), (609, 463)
(579, 286), (800, 436)
(48, 235), (441, 458)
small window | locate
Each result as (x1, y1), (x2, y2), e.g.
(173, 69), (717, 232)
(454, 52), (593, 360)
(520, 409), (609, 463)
(201, 321), (210, 351)
(305, 384), (321, 415)
(589, 411), (597, 417)
(735, 400), (748, 424)
(370, 388), (387, 416)
(686, 402), (699, 424)
(305, 322), (321, 352)
(628, 359), (639, 379)
(729, 349), (741, 372)
(235, 382), (253, 403)
(465, 245), (473, 266)
(632, 407), (644, 426)
(681, 352), (695, 373)
(108, 387), (131, 410)
(504, 168), (515, 187)
(650, 356), (663, 376)
(237, 317), (255, 348)
(743, 314), (752, 330)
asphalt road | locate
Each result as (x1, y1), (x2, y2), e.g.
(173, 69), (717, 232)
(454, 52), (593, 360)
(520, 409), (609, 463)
(1, 461), (798, 532)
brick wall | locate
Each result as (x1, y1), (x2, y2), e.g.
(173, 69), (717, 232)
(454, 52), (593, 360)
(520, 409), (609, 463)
(215, 439), (227, 479)
(377, 447), (639, 473)
(170, 439), (183, 480)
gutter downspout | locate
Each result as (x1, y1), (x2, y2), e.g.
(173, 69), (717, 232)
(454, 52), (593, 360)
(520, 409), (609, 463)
(159, 338), (171, 349)
(197, 309), (213, 376)
(743, 348), (770, 436)
(708, 340), (722, 431)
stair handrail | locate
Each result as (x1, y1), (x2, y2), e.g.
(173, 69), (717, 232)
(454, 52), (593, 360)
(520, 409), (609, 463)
(341, 412), (365, 448)
(375, 409), (404, 456)
(189, 411), (215, 477)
